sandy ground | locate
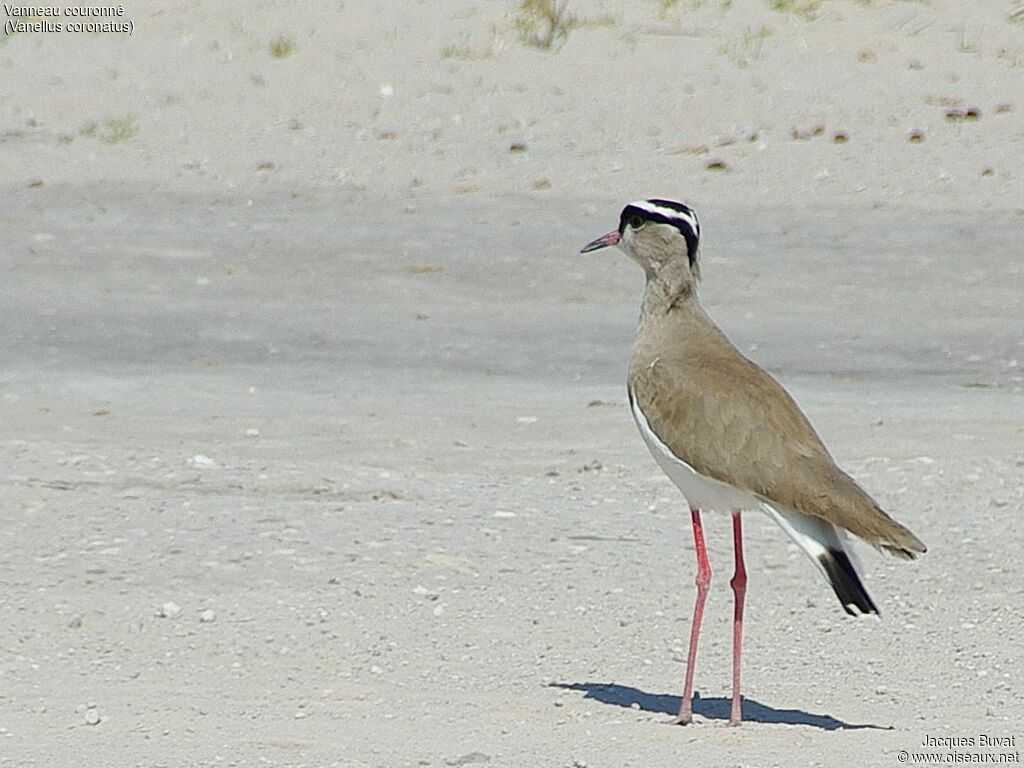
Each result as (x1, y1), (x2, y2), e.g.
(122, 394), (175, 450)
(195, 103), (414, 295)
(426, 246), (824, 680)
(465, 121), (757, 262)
(2, 2), (1024, 767)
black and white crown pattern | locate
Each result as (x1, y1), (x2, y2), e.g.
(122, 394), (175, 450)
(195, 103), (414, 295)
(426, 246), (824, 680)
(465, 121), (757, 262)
(619, 199), (701, 264)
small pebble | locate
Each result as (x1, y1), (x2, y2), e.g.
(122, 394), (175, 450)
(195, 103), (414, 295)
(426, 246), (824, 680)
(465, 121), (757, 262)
(445, 753), (490, 766)
(245, 428), (259, 437)
(199, 609), (216, 623)
(84, 708), (100, 726)
(159, 602), (182, 619)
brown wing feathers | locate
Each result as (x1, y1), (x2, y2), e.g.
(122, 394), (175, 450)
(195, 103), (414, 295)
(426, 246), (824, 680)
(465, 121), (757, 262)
(629, 307), (926, 559)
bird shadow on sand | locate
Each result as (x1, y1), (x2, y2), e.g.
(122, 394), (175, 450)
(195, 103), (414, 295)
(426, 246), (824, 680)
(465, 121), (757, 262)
(549, 682), (892, 731)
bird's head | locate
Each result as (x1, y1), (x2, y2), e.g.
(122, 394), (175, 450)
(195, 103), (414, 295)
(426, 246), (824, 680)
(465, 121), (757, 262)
(581, 198), (701, 282)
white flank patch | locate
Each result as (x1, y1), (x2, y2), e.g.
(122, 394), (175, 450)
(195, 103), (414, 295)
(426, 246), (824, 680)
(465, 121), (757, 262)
(758, 502), (835, 579)
(629, 395), (756, 513)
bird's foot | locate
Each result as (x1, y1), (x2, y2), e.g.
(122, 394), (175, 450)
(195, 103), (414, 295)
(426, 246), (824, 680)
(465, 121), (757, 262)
(668, 713), (693, 726)
(726, 716), (742, 727)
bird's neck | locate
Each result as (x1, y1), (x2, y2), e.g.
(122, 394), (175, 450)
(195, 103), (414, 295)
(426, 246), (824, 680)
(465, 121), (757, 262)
(640, 262), (698, 321)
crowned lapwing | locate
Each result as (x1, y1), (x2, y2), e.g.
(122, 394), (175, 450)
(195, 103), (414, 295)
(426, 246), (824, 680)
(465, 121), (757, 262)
(581, 199), (926, 726)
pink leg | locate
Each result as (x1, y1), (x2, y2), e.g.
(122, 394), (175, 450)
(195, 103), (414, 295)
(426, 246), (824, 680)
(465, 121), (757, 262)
(676, 508), (711, 725)
(728, 511), (747, 727)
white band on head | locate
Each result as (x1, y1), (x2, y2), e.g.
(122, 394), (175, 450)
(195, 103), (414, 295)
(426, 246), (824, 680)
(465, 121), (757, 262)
(627, 199), (700, 238)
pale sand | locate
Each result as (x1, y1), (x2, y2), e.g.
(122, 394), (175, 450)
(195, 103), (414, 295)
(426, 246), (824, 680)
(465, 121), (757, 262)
(1, 2), (1023, 766)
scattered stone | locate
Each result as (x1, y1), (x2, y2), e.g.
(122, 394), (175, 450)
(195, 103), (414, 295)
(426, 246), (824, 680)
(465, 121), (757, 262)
(704, 159), (728, 171)
(907, 128), (925, 143)
(191, 454), (215, 467)
(509, 142), (527, 153)
(67, 615), (83, 629)
(832, 130), (849, 143)
(995, 102), (1013, 114)
(158, 601), (182, 619)
(533, 178), (552, 190)
(84, 707), (101, 726)
(245, 428), (260, 437)
(199, 609), (216, 623)
(413, 585), (440, 601)
(945, 107), (981, 121)
(445, 753), (490, 766)
(791, 124), (825, 140)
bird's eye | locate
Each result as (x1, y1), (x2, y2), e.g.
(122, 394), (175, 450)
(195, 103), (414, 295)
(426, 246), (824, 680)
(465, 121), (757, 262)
(628, 215), (644, 229)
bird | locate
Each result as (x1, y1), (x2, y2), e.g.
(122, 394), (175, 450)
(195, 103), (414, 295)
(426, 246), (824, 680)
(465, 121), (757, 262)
(580, 198), (926, 727)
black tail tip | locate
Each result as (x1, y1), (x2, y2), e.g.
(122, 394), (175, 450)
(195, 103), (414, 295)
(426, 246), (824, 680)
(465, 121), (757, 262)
(819, 549), (879, 617)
